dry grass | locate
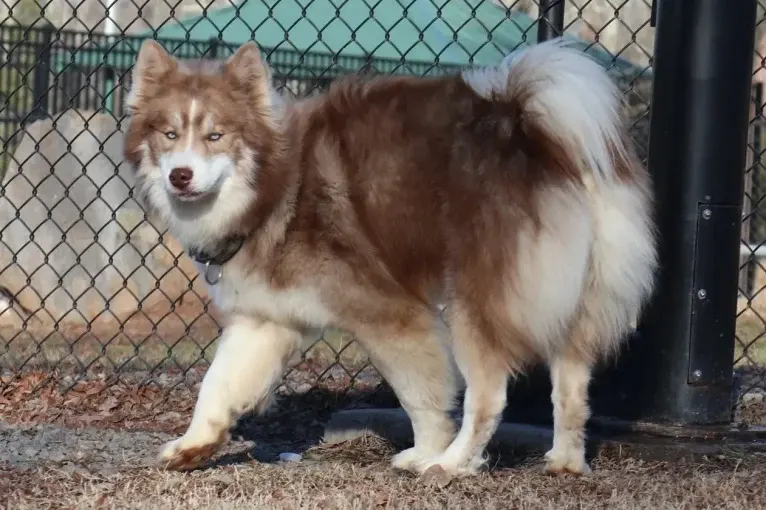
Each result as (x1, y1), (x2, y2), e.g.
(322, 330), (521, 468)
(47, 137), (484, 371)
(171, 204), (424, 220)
(2, 303), (764, 373)
(1, 268), (370, 378)
(737, 268), (766, 367)
(736, 312), (766, 366)
(0, 320), (369, 377)
(3, 437), (766, 510)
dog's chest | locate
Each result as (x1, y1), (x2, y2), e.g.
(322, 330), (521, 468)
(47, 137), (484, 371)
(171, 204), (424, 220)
(196, 263), (334, 328)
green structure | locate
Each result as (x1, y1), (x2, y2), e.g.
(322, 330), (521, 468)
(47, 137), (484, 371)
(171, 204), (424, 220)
(141, 0), (647, 78)
(44, 0), (650, 116)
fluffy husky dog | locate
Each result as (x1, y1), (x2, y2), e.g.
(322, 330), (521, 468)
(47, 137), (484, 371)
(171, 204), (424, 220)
(124, 38), (657, 476)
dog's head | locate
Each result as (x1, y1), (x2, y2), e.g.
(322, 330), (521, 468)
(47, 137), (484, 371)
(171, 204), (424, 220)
(123, 40), (284, 246)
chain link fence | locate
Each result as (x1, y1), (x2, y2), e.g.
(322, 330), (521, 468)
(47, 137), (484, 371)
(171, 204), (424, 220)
(3, 0), (758, 425)
(736, 0), (766, 425)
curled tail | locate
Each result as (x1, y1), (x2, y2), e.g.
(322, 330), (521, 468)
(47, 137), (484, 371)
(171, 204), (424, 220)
(518, 39), (658, 354)
(462, 39), (658, 359)
(463, 37), (635, 186)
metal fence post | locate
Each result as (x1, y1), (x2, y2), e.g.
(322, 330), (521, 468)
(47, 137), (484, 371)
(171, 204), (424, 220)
(537, 0), (565, 43)
(208, 38), (219, 58)
(29, 24), (54, 122)
(615, 0), (758, 425)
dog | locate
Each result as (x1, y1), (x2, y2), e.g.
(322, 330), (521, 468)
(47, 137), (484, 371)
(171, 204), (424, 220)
(123, 37), (658, 477)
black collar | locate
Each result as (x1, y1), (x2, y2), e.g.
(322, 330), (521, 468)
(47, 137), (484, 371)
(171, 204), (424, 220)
(187, 235), (245, 266)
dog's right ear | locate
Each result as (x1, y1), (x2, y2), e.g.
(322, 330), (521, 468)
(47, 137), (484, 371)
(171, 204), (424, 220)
(126, 40), (177, 113)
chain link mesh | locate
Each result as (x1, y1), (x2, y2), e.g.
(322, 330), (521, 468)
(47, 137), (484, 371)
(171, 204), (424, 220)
(0, 0), (754, 424)
(735, 0), (766, 425)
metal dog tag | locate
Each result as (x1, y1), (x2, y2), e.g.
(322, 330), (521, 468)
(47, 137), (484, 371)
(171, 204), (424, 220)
(204, 261), (224, 286)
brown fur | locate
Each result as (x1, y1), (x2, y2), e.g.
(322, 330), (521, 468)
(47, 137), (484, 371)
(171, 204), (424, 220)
(132, 72), (584, 356)
(124, 40), (655, 475)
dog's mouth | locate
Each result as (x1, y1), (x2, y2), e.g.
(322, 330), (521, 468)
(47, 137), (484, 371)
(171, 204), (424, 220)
(170, 189), (208, 202)
(163, 170), (228, 205)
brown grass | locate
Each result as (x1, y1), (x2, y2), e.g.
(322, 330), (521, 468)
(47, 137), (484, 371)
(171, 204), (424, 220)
(3, 437), (766, 510)
(2, 308), (763, 379)
(0, 313), (369, 377)
(737, 291), (766, 367)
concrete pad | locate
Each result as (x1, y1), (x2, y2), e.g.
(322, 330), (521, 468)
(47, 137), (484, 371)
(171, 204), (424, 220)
(323, 407), (552, 456)
(323, 407), (766, 464)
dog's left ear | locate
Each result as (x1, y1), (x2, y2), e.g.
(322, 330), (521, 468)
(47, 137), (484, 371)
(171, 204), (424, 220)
(225, 41), (273, 102)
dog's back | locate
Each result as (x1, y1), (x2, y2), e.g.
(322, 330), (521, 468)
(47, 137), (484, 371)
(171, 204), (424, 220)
(286, 42), (656, 368)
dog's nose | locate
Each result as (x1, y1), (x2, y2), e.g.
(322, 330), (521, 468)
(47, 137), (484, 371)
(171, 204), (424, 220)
(169, 167), (193, 190)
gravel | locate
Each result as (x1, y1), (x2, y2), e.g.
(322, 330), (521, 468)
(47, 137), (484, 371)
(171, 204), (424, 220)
(0, 421), (175, 474)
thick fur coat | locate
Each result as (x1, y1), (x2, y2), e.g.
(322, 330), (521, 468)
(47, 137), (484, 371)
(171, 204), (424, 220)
(123, 38), (658, 476)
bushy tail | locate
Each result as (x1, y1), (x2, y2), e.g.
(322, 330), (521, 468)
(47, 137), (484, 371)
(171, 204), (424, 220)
(462, 39), (659, 359)
(508, 40), (657, 356)
(501, 38), (633, 185)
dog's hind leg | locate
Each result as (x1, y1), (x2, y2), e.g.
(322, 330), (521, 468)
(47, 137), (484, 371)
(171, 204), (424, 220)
(356, 313), (458, 473)
(158, 315), (302, 470)
(543, 178), (658, 475)
(545, 346), (593, 474)
(417, 305), (511, 477)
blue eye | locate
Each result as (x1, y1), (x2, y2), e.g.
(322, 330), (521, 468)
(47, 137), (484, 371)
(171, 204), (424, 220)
(208, 133), (223, 141)
(166, 131), (177, 140)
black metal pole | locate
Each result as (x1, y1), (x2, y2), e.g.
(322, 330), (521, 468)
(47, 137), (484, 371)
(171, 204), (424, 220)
(537, 0), (565, 43)
(208, 38), (219, 58)
(29, 24), (53, 123)
(610, 0), (757, 425)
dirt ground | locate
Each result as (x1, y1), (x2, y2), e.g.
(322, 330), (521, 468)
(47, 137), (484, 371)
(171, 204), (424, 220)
(0, 370), (765, 510)
(2, 421), (766, 510)
(0, 300), (765, 509)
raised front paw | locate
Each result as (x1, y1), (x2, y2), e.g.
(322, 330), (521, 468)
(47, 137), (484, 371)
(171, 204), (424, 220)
(158, 435), (226, 471)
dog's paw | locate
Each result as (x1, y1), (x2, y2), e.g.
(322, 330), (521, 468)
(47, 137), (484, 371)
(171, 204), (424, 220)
(416, 451), (486, 481)
(158, 436), (224, 471)
(419, 464), (457, 488)
(392, 447), (434, 473)
(543, 448), (592, 475)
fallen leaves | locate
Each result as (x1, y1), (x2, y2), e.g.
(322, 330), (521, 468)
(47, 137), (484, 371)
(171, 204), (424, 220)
(0, 372), (196, 434)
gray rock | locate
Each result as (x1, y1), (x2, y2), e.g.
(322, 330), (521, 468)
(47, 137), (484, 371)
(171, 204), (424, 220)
(0, 109), (202, 330)
(279, 452), (303, 463)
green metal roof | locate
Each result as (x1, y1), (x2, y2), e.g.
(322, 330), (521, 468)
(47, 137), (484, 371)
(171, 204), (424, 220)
(144, 0), (534, 66)
(55, 0), (650, 80)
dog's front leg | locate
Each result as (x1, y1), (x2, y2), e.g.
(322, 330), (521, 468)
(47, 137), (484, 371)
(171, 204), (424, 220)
(158, 315), (302, 470)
